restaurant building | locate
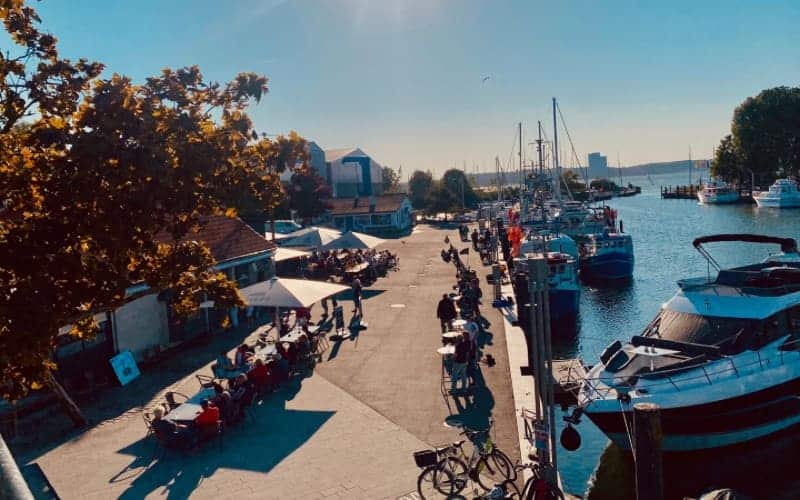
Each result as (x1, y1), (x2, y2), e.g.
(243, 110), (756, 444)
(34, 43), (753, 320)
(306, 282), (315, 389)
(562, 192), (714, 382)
(324, 193), (412, 237)
(53, 216), (276, 391)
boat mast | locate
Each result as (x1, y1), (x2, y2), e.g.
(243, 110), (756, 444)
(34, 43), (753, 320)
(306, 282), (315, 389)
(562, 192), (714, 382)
(688, 146), (692, 186)
(537, 121), (544, 176)
(496, 156), (502, 202)
(519, 121), (523, 189)
(552, 97), (561, 202)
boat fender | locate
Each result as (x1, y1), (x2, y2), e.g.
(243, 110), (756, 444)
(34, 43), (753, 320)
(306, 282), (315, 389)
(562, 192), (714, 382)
(599, 340), (623, 366)
(560, 424), (581, 451)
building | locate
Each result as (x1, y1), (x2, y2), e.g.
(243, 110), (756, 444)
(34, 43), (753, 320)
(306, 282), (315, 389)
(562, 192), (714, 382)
(53, 216), (276, 391)
(324, 193), (412, 237)
(324, 147), (383, 198)
(587, 152), (609, 179)
(307, 141), (327, 179)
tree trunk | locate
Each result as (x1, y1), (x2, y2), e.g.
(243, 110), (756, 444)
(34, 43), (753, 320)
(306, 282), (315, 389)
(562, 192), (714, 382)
(47, 375), (88, 428)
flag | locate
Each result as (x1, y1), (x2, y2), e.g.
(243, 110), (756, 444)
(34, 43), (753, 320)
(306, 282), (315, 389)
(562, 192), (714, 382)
(459, 248), (469, 255)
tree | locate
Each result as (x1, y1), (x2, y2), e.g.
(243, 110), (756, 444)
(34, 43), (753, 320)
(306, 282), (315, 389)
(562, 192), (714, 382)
(731, 86), (800, 181)
(561, 170), (586, 195)
(711, 134), (745, 184)
(408, 170), (433, 209)
(0, 2), (304, 422)
(381, 165), (399, 193)
(288, 165), (332, 221)
(427, 182), (460, 216)
(440, 169), (478, 209)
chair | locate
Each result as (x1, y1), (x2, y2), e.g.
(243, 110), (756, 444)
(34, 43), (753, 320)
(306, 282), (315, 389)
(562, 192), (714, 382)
(165, 391), (189, 409)
(143, 412), (155, 438)
(196, 373), (215, 388)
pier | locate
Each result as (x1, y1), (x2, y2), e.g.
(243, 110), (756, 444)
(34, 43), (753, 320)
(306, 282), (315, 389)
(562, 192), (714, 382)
(661, 185), (755, 203)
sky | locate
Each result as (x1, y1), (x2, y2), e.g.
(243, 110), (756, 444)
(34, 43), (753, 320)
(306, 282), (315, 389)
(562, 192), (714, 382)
(27, 0), (800, 176)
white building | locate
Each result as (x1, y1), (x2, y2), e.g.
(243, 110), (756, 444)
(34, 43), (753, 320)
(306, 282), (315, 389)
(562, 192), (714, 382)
(587, 152), (609, 179)
(324, 147), (383, 198)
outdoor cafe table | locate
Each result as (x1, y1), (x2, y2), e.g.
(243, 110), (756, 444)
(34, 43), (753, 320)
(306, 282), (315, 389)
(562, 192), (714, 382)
(280, 328), (308, 344)
(437, 345), (456, 356)
(441, 331), (462, 344)
(344, 262), (369, 274)
(165, 387), (215, 423)
(452, 319), (467, 330)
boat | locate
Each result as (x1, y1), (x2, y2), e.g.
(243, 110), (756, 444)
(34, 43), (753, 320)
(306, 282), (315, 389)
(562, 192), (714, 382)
(697, 179), (739, 204)
(514, 251), (580, 322)
(519, 231), (578, 259)
(754, 178), (800, 208)
(578, 229), (634, 280)
(572, 234), (800, 451)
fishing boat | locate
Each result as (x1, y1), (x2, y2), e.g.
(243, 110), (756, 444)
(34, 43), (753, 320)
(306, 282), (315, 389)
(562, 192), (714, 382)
(754, 178), (800, 208)
(697, 179), (739, 204)
(514, 251), (580, 322)
(571, 234), (800, 451)
(519, 230), (578, 259)
(578, 229), (634, 280)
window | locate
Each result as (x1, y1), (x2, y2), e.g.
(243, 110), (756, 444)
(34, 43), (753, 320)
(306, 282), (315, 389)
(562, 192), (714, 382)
(371, 213), (391, 225)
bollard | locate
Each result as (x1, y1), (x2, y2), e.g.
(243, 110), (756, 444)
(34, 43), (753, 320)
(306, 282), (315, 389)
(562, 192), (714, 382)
(633, 402), (664, 500)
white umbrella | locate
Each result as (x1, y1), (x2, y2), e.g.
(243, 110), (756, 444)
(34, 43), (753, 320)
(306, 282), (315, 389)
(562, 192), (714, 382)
(320, 230), (386, 250)
(240, 277), (348, 308)
(280, 226), (342, 248)
(273, 247), (310, 262)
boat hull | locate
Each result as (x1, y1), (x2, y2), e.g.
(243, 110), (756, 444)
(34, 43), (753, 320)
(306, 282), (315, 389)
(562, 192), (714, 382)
(697, 192), (739, 204)
(584, 376), (800, 451)
(754, 196), (800, 208)
(549, 288), (580, 321)
(580, 252), (634, 280)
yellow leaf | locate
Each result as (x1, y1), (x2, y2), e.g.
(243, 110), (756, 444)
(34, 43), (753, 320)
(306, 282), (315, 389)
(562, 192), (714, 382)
(225, 207), (237, 218)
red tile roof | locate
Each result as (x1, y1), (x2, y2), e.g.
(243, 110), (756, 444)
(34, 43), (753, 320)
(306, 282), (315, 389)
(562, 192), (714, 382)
(327, 193), (409, 215)
(156, 215), (274, 263)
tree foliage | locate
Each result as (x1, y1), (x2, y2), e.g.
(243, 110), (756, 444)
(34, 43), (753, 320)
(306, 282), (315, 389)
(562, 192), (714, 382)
(288, 165), (332, 220)
(408, 170), (433, 209)
(427, 183), (460, 215)
(711, 134), (745, 184)
(381, 165), (399, 193)
(719, 86), (800, 185)
(0, 2), (304, 400)
(441, 169), (478, 208)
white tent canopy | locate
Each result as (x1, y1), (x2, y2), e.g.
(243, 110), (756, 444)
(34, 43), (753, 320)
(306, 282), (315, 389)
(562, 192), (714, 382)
(240, 277), (348, 308)
(280, 226), (342, 249)
(320, 230), (386, 251)
(273, 247), (310, 262)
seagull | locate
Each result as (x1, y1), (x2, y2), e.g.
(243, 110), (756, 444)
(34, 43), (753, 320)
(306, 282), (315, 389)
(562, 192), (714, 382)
(481, 76), (491, 84)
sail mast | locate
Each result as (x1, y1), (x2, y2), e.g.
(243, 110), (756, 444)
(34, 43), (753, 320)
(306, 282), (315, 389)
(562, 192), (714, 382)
(553, 97), (561, 201)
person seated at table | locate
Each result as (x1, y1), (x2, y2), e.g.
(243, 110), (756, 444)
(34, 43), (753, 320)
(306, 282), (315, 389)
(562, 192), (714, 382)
(277, 341), (297, 366)
(152, 406), (197, 449)
(273, 352), (291, 384)
(295, 306), (311, 333)
(213, 350), (237, 379)
(210, 382), (236, 424)
(234, 344), (254, 368)
(247, 358), (271, 392)
(194, 399), (221, 438)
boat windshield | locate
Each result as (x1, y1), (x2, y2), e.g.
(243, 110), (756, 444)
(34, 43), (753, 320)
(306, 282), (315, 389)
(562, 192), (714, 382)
(642, 309), (750, 346)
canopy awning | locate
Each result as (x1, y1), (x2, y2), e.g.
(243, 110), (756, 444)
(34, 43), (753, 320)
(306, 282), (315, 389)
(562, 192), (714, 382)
(320, 230), (386, 250)
(280, 227), (342, 249)
(274, 247), (310, 262)
(239, 277), (348, 308)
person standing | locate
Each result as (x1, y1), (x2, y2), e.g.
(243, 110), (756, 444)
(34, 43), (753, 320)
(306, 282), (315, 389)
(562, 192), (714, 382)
(450, 332), (470, 394)
(436, 294), (457, 333)
(351, 277), (363, 316)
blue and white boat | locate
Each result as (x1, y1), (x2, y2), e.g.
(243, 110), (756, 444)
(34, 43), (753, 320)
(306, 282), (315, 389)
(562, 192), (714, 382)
(578, 230), (634, 280)
(544, 252), (581, 321)
(519, 231), (579, 259)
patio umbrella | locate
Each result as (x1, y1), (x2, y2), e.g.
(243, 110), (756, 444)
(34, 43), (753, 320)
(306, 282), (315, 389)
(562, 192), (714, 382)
(280, 226), (342, 249)
(239, 277), (348, 309)
(320, 230), (386, 250)
(273, 247), (310, 262)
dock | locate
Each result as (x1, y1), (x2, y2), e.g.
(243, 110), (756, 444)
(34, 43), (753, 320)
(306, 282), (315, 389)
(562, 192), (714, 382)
(661, 185), (755, 203)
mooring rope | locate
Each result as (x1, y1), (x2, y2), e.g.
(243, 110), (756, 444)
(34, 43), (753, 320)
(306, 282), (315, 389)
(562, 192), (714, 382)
(619, 399), (636, 464)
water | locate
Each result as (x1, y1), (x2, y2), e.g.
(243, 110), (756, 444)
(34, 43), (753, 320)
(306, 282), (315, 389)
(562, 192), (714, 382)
(552, 173), (800, 499)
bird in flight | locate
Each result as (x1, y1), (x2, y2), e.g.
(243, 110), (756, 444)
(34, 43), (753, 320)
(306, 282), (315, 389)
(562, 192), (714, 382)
(481, 76), (491, 84)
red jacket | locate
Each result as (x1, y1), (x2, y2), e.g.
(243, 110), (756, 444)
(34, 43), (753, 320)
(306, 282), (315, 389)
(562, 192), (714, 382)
(195, 405), (220, 427)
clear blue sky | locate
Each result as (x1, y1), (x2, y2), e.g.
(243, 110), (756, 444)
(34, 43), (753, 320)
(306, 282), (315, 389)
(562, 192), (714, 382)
(31, 0), (800, 176)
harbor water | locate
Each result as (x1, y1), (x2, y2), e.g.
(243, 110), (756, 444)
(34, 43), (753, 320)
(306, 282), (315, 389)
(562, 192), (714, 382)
(552, 172), (800, 499)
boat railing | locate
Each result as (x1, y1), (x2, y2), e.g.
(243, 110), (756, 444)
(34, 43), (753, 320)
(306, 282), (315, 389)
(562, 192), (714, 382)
(574, 337), (800, 405)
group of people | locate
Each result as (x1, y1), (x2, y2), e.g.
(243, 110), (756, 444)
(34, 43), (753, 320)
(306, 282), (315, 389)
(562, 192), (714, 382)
(306, 248), (397, 284)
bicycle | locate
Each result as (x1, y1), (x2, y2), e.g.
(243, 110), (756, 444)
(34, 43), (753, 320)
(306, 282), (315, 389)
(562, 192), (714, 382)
(476, 462), (565, 500)
(414, 420), (515, 498)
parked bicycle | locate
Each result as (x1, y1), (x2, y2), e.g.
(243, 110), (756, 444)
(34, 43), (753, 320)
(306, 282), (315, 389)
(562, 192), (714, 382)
(414, 420), (515, 498)
(476, 462), (565, 500)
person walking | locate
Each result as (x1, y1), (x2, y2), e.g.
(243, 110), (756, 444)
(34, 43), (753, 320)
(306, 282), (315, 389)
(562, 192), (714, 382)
(450, 331), (470, 394)
(351, 277), (363, 317)
(436, 294), (457, 333)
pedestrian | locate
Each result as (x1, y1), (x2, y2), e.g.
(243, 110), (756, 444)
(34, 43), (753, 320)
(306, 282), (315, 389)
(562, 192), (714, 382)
(351, 277), (363, 316)
(321, 296), (329, 317)
(436, 293), (457, 333)
(450, 331), (470, 394)
(246, 305), (255, 328)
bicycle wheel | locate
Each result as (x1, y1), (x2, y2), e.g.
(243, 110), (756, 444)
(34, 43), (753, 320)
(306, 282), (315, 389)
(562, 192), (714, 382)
(475, 449), (514, 491)
(417, 465), (454, 499)
(438, 456), (469, 493)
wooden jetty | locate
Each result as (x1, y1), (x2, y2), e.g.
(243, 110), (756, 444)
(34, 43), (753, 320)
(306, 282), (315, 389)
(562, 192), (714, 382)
(661, 185), (755, 203)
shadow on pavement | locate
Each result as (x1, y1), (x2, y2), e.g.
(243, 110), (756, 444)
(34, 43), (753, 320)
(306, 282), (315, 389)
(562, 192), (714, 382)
(113, 373), (334, 499)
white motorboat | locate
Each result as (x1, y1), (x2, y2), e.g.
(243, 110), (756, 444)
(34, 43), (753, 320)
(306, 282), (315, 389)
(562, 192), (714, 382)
(572, 234), (800, 451)
(754, 178), (800, 208)
(697, 179), (739, 204)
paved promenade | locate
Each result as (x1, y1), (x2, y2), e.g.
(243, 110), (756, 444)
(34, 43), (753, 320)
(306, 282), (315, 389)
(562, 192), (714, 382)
(17, 224), (519, 499)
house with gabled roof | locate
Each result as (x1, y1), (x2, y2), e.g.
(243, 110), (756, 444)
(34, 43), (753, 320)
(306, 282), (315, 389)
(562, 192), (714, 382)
(322, 193), (412, 237)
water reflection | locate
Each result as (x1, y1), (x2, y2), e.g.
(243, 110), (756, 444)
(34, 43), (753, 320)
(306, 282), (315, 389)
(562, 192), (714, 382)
(588, 426), (800, 499)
